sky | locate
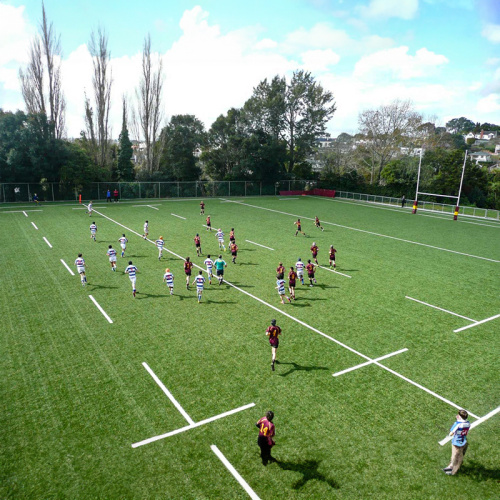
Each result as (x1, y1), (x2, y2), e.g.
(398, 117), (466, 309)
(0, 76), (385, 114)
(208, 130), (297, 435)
(0, 0), (499, 139)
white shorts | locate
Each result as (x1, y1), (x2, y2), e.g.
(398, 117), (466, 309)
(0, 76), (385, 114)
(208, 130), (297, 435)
(297, 270), (304, 278)
(218, 239), (224, 244)
(109, 256), (117, 263)
(120, 244), (126, 250)
(129, 277), (136, 287)
(91, 231), (96, 235)
(77, 266), (85, 274)
(206, 268), (213, 275)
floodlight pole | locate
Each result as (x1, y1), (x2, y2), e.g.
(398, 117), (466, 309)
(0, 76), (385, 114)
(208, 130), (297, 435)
(413, 148), (424, 214)
(454, 150), (468, 220)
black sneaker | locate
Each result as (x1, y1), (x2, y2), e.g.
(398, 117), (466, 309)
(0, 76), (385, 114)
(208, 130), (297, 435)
(271, 362), (275, 371)
(442, 467), (452, 472)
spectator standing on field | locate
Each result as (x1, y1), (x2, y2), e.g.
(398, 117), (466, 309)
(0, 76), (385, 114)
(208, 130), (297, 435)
(113, 188), (119, 202)
(401, 195), (406, 208)
(443, 410), (470, 476)
(106, 188), (111, 202)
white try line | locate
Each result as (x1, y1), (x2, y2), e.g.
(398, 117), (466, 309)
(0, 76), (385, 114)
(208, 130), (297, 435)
(245, 240), (274, 251)
(405, 296), (477, 323)
(88, 295), (113, 324)
(43, 237), (52, 248)
(453, 313), (500, 333)
(211, 445), (261, 500)
(91, 206), (480, 418)
(222, 200), (500, 263)
(60, 259), (75, 275)
(333, 348), (408, 377)
(318, 265), (351, 278)
(439, 406), (500, 446)
(31, 222), (38, 230)
(171, 213), (186, 220)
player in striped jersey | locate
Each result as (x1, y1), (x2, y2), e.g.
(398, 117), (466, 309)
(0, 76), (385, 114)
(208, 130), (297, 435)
(216, 229), (225, 251)
(74, 253), (87, 285)
(295, 258), (305, 285)
(192, 270), (206, 303)
(107, 245), (117, 271)
(87, 201), (93, 216)
(163, 268), (174, 295)
(118, 234), (128, 257)
(89, 222), (97, 241)
(124, 261), (138, 297)
(204, 255), (214, 284)
(142, 220), (149, 240)
(276, 278), (291, 304)
(155, 236), (164, 260)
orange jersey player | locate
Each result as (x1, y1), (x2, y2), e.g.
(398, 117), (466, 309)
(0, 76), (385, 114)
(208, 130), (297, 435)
(306, 259), (317, 286)
(329, 245), (337, 269)
(230, 242), (238, 264)
(194, 233), (202, 256)
(310, 242), (319, 264)
(294, 218), (306, 237)
(206, 215), (212, 231)
(200, 201), (205, 215)
(314, 216), (324, 231)
(184, 257), (193, 289)
(276, 262), (285, 280)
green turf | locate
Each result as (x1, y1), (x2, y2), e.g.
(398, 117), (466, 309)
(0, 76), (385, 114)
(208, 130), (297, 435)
(1, 196), (499, 499)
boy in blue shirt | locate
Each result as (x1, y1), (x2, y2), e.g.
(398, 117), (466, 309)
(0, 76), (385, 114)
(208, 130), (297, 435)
(443, 409), (470, 475)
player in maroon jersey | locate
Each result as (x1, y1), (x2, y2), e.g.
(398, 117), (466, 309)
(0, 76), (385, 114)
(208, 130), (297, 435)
(329, 245), (337, 269)
(294, 218), (306, 237)
(306, 259), (317, 286)
(230, 242), (238, 264)
(256, 411), (276, 466)
(200, 201), (205, 215)
(266, 319), (282, 371)
(276, 262), (285, 280)
(206, 215), (212, 231)
(288, 266), (297, 300)
(229, 228), (235, 244)
(314, 216), (324, 231)
(184, 257), (193, 289)
(194, 233), (202, 256)
(311, 242), (319, 264)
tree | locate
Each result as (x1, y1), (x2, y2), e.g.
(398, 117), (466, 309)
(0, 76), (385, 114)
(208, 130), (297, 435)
(445, 117), (475, 134)
(19, 2), (66, 139)
(117, 99), (134, 181)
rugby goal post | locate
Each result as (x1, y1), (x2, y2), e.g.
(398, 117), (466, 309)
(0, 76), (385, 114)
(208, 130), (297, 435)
(412, 150), (467, 220)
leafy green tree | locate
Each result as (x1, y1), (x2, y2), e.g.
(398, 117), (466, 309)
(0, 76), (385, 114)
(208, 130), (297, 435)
(117, 101), (134, 181)
(445, 117), (475, 133)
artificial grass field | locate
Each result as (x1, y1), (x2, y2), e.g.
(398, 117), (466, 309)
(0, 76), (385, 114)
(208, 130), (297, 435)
(1, 195), (499, 499)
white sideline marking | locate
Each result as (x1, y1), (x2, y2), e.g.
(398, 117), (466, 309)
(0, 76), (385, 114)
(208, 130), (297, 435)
(1, 210), (43, 214)
(88, 295), (113, 324)
(43, 237), (52, 248)
(211, 445), (261, 500)
(333, 348), (408, 377)
(202, 224), (213, 229)
(439, 406), (500, 446)
(23, 211), (28, 217)
(74, 207), (108, 210)
(132, 204), (159, 210)
(453, 313), (500, 333)
(60, 259), (75, 275)
(245, 240), (274, 250)
(318, 265), (351, 278)
(171, 213), (186, 220)
(278, 198), (298, 200)
(405, 296), (477, 322)
(31, 222), (38, 230)
(223, 200), (500, 263)
(132, 403), (255, 448)
(143, 362), (195, 425)
(91, 207), (480, 417)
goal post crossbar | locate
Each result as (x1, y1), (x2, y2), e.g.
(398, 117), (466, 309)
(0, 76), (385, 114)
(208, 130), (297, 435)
(417, 192), (459, 199)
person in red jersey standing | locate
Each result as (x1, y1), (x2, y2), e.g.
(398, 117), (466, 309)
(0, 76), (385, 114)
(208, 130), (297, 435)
(266, 319), (282, 371)
(200, 200), (205, 215)
(184, 257), (193, 289)
(288, 266), (297, 300)
(194, 233), (202, 256)
(311, 242), (319, 265)
(329, 245), (337, 269)
(306, 259), (317, 286)
(256, 411), (276, 466)
(276, 262), (285, 280)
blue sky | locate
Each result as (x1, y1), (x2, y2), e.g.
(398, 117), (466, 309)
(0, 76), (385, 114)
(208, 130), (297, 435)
(1, 0), (499, 138)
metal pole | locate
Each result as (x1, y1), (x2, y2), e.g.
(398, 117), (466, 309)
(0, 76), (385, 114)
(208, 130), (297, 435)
(119, 182), (122, 201)
(245, 182), (247, 197)
(195, 181), (197, 198)
(139, 182), (141, 199)
(159, 182), (161, 199)
(229, 181), (231, 197)
(456, 150), (467, 207)
(260, 182), (262, 196)
(413, 148), (423, 214)
(51, 183), (55, 202)
(177, 182), (180, 198)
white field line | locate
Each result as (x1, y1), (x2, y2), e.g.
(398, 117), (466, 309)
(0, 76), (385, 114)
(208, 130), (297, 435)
(23, 211), (28, 217)
(142, 362), (195, 425)
(131, 204), (159, 210)
(245, 240), (274, 251)
(60, 259), (75, 275)
(223, 200), (500, 263)
(91, 207), (480, 417)
(202, 224), (213, 230)
(73, 207), (108, 210)
(318, 265), (351, 278)
(439, 406), (500, 446)
(453, 313), (500, 333)
(405, 296), (477, 322)
(88, 295), (113, 324)
(171, 213), (186, 220)
(147, 205), (159, 210)
(278, 198), (299, 200)
(31, 222), (38, 230)
(43, 237), (52, 248)
(211, 445), (261, 500)
(1, 210), (43, 214)
(333, 348), (408, 377)
(132, 403), (255, 448)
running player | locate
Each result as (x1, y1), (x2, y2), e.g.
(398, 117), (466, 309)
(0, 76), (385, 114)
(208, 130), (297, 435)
(306, 259), (317, 286)
(314, 216), (324, 231)
(74, 253), (87, 286)
(295, 258), (305, 285)
(155, 236), (164, 260)
(276, 277), (292, 304)
(230, 242), (238, 264)
(106, 245), (117, 271)
(216, 228), (225, 251)
(89, 221), (97, 241)
(194, 233), (202, 256)
(206, 215), (212, 231)
(329, 245), (337, 269)
(276, 262), (285, 280)
(294, 218), (306, 237)
(288, 266), (297, 300)
(311, 242), (319, 265)
(87, 201), (93, 216)
(192, 270), (206, 303)
(163, 268), (174, 295)
(118, 234), (128, 257)
(214, 255), (227, 285)
(204, 254), (214, 284)
(184, 257), (193, 289)
(200, 200), (205, 215)
(229, 228), (235, 245)
(124, 260), (138, 297)
(266, 319), (282, 371)
(143, 220), (149, 240)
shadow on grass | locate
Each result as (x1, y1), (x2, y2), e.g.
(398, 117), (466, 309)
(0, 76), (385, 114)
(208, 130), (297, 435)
(237, 262), (259, 266)
(225, 282), (255, 288)
(206, 300), (238, 305)
(88, 284), (119, 290)
(311, 284), (339, 290)
(276, 459), (339, 490)
(136, 292), (171, 299)
(277, 361), (329, 377)
(459, 461), (500, 481)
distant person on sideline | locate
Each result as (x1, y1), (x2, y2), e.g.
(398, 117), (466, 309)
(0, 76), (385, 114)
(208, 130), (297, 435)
(106, 188), (111, 202)
(401, 195), (406, 208)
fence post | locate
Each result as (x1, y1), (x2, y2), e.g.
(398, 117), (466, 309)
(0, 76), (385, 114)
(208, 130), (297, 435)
(139, 183), (141, 199)
(260, 182), (262, 196)
(159, 182), (161, 199)
(244, 182), (247, 197)
(177, 182), (180, 198)
(288, 180), (291, 191)
(195, 181), (197, 198)
(51, 183), (55, 202)
(229, 181), (231, 197)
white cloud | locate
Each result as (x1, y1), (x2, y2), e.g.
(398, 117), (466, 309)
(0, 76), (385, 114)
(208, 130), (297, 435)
(0, 4), (34, 66)
(358, 0), (419, 20)
(301, 49), (340, 72)
(476, 93), (500, 113)
(255, 38), (278, 50)
(482, 24), (500, 43)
